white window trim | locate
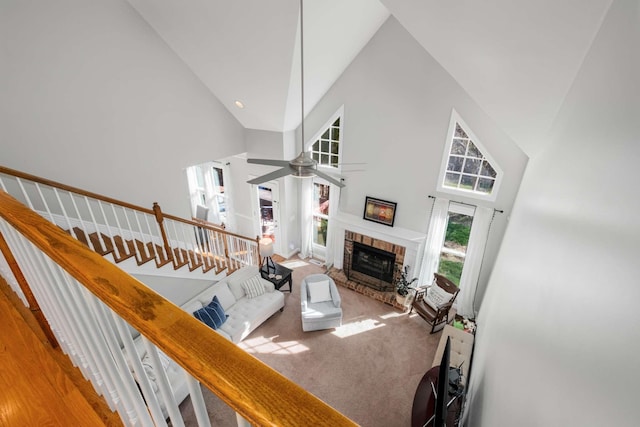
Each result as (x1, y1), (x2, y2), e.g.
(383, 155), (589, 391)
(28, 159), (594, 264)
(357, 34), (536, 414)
(437, 109), (503, 202)
(305, 105), (344, 173)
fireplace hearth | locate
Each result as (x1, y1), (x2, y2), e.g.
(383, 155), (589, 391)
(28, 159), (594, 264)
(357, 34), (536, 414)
(343, 230), (406, 292)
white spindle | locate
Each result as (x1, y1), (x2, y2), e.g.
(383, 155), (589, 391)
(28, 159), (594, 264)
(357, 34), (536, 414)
(88, 294), (156, 427)
(110, 203), (128, 256)
(185, 222), (204, 269)
(113, 314), (168, 427)
(0, 222), (74, 358)
(15, 178), (35, 210)
(186, 375), (212, 427)
(143, 213), (162, 261)
(53, 188), (78, 239)
(132, 210), (152, 260)
(5, 226), (93, 382)
(98, 200), (122, 259)
(33, 183), (61, 231)
(42, 259), (115, 404)
(236, 413), (252, 427)
(69, 191), (93, 243)
(167, 220), (178, 262)
(83, 196), (108, 253)
(141, 337), (185, 427)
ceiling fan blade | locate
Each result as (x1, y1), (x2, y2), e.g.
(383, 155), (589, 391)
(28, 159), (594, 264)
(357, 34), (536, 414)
(247, 167), (293, 185)
(247, 158), (291, 167)
(314, 169), (345, 188)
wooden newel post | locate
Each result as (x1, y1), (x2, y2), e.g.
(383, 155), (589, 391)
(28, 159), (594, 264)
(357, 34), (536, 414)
(256, 236), (262, 267)
(0, 231), (59, 348)
(152, 202), (174, 262)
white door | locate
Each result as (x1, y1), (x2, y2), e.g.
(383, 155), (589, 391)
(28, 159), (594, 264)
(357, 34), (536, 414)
(251, 180), (282, 255)
(311, 180), (330, 261)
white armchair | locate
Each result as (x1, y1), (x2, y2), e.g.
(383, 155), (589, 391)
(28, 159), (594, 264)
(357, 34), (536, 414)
(300, 274), (343, 332)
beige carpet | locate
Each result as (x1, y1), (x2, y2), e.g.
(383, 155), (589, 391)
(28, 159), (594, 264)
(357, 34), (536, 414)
(179, 260), (443, 426)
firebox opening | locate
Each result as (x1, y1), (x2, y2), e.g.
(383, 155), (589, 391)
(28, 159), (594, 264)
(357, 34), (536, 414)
(351, 242), (396, 284)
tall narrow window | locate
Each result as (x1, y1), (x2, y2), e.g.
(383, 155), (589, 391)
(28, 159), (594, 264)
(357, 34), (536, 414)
(305, 107), (343, 262)
(193, 167), (207, 206)
(258, 186), (275, 242)
(438, 208), (473, 285)
(211, 166), (227, 225)
(438, 110), (502, 201)
(312, 183), (330, 247)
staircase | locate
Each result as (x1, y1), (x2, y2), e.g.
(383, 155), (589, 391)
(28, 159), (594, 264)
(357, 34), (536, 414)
(0, 165), (260, 278)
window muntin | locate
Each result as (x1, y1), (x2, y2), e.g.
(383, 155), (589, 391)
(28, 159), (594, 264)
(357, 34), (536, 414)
(445, 123), (497, 195)
(310, 117), (341, 168)
(439, 110), (502, 201)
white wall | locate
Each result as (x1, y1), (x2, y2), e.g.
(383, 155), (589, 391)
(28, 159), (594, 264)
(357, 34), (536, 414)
(302, 17), (528, 302)
(239, 129), (300, 258)
(1, 1), (529, 312)
(466, 1), (640, 425)
(0, 0), (244, 218)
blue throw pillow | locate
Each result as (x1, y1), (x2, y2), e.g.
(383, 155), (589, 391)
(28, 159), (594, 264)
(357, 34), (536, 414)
(193, 295), (228, 330)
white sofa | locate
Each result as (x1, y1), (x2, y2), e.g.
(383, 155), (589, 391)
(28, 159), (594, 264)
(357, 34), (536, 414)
(181, 265), (284, 343)
(128, 265), (285, 416)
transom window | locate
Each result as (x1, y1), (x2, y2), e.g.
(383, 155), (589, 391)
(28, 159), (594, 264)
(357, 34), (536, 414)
(310, 117), (341, 168)
(438, 110), (502, 201)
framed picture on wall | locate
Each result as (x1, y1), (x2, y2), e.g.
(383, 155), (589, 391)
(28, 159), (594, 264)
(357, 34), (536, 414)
(363, 196), (397, 227)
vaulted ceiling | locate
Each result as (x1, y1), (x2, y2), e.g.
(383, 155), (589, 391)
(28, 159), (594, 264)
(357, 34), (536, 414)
(127, 0), (612, 157)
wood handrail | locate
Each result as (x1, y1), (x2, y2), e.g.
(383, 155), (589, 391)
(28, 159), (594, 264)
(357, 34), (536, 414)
(0, 165), (155, 215)
(0, 164), (258, 250)
(0, 190), (356, 426)
(165, 211), (251, 240)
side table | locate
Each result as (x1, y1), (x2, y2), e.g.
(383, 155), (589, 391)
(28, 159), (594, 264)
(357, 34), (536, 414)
(411, 366), (462, 427)
(260, 264), (293, 292)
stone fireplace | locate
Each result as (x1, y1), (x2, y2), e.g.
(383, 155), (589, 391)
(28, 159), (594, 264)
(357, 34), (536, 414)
(343, 230), (406, 292)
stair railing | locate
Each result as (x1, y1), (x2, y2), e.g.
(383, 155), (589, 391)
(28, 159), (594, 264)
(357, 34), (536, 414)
(0, 190), (356, 427)
(0, 165), (259, 275)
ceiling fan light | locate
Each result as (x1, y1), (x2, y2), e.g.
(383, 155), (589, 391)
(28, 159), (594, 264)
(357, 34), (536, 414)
(292, 168), (316, 178)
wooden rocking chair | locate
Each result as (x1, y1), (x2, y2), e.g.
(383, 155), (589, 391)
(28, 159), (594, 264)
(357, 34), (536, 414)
(409, 273), (460, 334)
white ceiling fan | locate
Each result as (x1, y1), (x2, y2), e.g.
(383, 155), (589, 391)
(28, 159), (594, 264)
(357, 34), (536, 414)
(246, 0), (345, 189)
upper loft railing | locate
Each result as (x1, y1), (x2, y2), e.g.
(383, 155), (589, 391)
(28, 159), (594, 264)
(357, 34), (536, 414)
(0, 191), (356, 426)
(0, 165), (259, 275)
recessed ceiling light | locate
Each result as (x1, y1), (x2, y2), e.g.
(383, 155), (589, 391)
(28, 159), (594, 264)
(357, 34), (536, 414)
(234, 100), (244, 109)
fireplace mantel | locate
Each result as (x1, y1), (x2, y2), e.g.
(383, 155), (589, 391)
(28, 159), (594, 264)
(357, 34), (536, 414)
(331, 212), (426, 273)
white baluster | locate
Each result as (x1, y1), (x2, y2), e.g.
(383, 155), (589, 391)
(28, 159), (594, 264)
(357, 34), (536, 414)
(83, 196), (108, 253)
(186, 375), (212, 427)
(98, 200), (122, 259)
(88, 295), (156, 427)
(141, 337), (185, 427)
(113, 314), (168, 427)
(53, 188), (79, 240)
